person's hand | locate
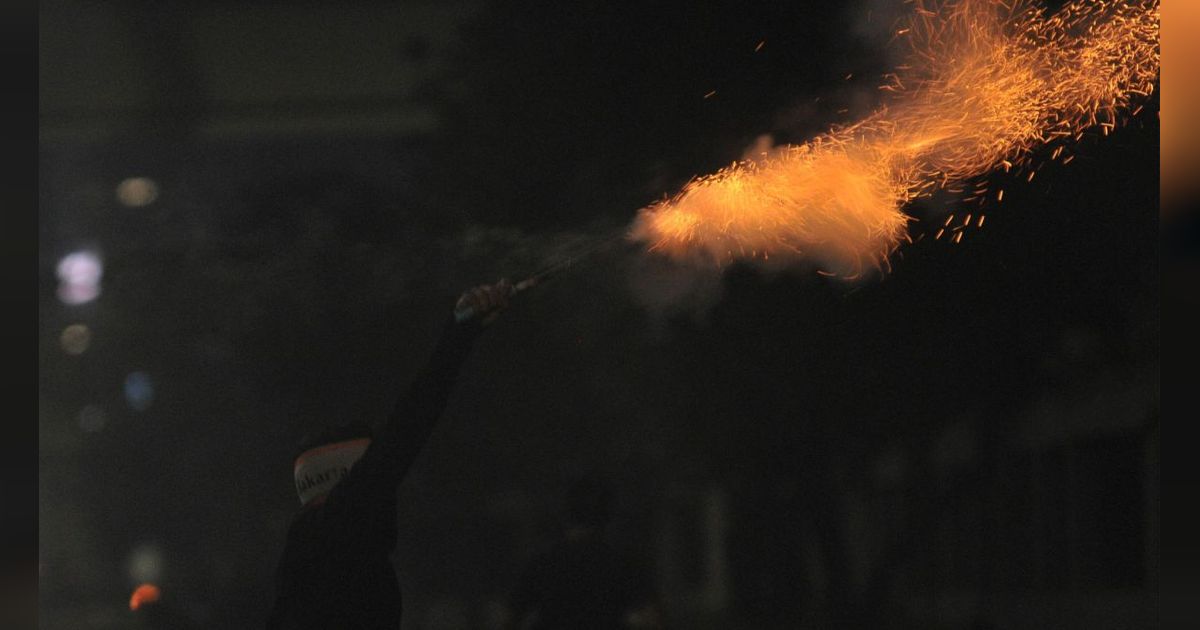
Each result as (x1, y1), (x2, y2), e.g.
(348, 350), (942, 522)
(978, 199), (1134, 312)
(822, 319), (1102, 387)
(454, 279), (513, 326)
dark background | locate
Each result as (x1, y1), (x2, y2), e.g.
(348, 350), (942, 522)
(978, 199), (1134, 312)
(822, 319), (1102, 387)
(38, 1), (1159, 628)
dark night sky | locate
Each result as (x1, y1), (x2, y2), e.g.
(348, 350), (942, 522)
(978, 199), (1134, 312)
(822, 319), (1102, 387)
(37, 1), (1159, 629)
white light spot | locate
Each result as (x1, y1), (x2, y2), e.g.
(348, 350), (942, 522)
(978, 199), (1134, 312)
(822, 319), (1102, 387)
(116, 177), (160, 207)
(56, 251), (102, 285)
(55, 251), (103, 306)
(78, 405), (107, 433)
(59, 324), (92, 355)
(127, 542), (164, 584)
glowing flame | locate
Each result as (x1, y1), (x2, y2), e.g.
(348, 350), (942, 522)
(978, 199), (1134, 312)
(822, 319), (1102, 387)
(631, 0), (1159, 278)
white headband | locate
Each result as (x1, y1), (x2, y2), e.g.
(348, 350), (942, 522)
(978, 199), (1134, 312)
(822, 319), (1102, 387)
(293, 438), (370, 505)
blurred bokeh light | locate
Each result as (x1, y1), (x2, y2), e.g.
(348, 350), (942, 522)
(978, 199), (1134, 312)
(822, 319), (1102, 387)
(115, 177), (160, 208)
(128, 583), (161, 611)
(58, 323), (92, 355)
(123, 372), (154, 412)
(55, 250), (103, 306)
(127, 543), (164, 585)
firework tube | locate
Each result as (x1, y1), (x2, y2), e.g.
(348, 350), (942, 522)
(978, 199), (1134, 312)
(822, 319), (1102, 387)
(453, 277), (537, 323)
(452, 232), (626, 323)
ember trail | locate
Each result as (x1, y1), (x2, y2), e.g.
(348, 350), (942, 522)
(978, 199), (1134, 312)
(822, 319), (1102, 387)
(630, 0), (1160, 279)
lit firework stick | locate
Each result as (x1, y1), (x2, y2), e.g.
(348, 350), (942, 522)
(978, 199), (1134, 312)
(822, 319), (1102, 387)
(453, 233), (626, 323)
(630, 0), (1160, 278)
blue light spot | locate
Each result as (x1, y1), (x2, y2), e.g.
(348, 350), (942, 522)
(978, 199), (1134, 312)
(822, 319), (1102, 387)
(124, 372), (154, 411)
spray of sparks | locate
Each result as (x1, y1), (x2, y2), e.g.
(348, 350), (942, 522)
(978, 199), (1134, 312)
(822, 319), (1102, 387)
(630, 0), (1159, 278)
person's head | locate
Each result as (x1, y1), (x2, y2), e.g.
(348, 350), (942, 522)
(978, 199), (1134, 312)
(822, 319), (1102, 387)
(564, 475), (613, 532)
(292, 421), (372, 507)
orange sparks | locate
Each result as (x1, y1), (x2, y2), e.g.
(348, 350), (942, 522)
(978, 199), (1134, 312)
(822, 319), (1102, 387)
(704, 90), (717, 99)
(755, 40), (766, 52)
(630, 0), (1159, 277)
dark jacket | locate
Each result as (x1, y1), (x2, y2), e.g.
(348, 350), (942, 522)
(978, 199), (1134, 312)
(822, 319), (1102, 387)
(266, 318), (479, 630)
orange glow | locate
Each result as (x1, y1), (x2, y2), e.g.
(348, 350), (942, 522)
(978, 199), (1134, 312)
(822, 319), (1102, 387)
(631, 0), (1159, 277)
(129, 583), (161, 611)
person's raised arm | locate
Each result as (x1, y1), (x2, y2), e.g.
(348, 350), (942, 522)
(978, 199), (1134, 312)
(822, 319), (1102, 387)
(344, 279), (512, 492)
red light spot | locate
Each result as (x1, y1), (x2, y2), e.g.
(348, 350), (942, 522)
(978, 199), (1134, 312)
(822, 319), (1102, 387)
(130, 583), (161, 611)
